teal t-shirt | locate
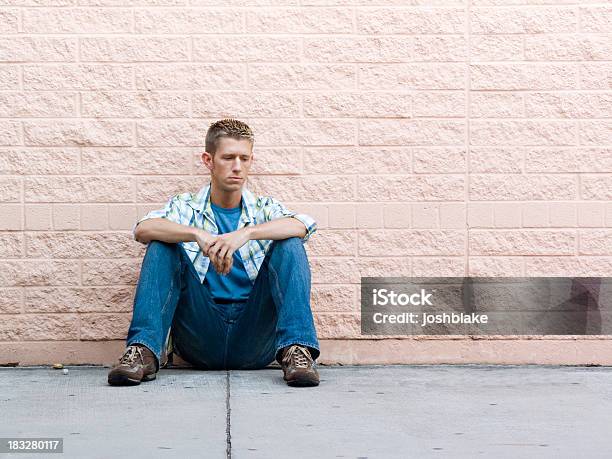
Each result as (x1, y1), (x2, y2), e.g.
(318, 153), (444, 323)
(204, 201), (252, 302)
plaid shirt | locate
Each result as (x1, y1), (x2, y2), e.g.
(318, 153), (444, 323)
(133, 182), (317, 285)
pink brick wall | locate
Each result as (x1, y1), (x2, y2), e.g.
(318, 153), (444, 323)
(1, 1), (612, 365)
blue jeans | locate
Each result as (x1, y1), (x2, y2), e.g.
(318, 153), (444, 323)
(126, 237), (320, 371)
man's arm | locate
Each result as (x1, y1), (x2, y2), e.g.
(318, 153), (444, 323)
(245, 216), (307, 241)
(135, 217), (220, 259)
(135, 217), (238, 274)
(134, 218), (201, 244)
(207, 217), (308, 276)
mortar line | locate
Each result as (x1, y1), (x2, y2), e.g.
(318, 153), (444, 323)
(466, 0), (472, 276)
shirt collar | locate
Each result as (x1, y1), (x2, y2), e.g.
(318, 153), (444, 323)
(190, 181), (256, 226)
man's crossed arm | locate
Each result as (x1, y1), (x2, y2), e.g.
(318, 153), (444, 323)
(134, 217), (307, 275)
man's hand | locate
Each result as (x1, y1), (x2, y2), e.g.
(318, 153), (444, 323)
(203, 227), (251, 275)
(194, 229), (218, 257)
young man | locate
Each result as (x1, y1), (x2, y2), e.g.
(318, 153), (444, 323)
(108, 119), (321, 387)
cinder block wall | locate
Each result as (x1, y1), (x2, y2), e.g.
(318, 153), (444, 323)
(1, 1), (612, 366)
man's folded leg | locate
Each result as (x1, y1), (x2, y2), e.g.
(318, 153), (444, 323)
(170, 271), (229, 370)
(227, 237), (321, 386)
(108, 240), (227, 385)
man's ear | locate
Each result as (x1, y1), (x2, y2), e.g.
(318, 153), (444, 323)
(202, 151), (213, 172)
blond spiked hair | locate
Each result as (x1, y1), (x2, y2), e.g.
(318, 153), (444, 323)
(205, 119), (254, 155)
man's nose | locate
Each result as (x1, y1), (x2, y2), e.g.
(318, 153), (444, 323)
(232, 158), (242, 171)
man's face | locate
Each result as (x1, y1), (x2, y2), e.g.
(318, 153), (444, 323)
(202, 137), (254, 192)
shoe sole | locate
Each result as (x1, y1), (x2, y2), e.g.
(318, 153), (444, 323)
(285, 378), (319, 387)
(107, 372), (156, 386)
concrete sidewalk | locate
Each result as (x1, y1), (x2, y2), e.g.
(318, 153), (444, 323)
(1, 365), (612, 459)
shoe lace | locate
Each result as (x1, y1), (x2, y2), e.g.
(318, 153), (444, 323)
(119, 346), (144, 366)
(282, 345), (312, 369)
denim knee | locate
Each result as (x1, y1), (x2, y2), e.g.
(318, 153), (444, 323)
(275, 236), (302, 246)
(270, 237), (305, 255)
(145, 240), (181, 261)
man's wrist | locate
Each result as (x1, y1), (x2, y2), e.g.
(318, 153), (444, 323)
(191, 227), (205, 241)
(242, 225), (254, 240)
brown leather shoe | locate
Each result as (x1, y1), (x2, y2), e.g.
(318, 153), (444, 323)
(107, 344), (158, 386)
(280, 344), (320, 387)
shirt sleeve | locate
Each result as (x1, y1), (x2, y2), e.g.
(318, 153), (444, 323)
(131, 194), (185, 243)
(263, 197), (317, 243)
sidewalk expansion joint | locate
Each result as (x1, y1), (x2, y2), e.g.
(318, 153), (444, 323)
(225, 370), (232, 459)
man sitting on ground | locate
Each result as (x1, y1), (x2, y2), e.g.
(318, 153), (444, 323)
(107, 118), (321, 387)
